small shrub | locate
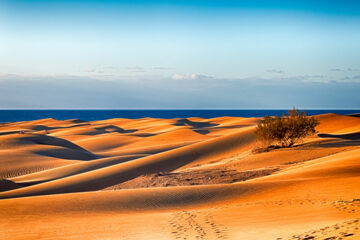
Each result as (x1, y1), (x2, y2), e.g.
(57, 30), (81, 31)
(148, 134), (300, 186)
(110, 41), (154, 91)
(255, 108), (319, 148)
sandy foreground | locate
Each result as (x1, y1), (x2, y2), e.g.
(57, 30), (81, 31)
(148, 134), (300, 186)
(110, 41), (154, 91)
(0, 113), (359, 240)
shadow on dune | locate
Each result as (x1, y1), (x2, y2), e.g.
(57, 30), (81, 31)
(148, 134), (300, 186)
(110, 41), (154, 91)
(67, 119), (88, 123)
(313, 132), (360, 148)
(318, 132), (360, 140)
(0, 131), (20, 136)
(57, 123), (91, 128)
(314, 140), (360, 148)
(26, 134), (92, 151)
(17, 123), (91, 132)
(94, 125), (137, 134)
(185, 124), (255, 135)
(193, 129), (210, 134)
(174, 119), (218, 128)
(173, 119), (218, 135)
(13, 155), (145, 186)
(7, 122), (139, 136)
(212, 124), (254, 129)
(34, 148), (98, 160)
(53, 125), (138, 136)
(129, 133), (156, 137)
(0, 179), (20, 192)
(173, 119), (254, 135)
(348, 113), (360, 118)
(0, 128), (256, 199)
(15, 134), (99, 160)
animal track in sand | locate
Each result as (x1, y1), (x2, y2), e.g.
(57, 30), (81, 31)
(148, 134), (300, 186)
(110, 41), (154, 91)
(169, 210), (228, 240)
(285, 218), (359, 240)
(235, 199), (331, 208)
(332, 199), (360, 214)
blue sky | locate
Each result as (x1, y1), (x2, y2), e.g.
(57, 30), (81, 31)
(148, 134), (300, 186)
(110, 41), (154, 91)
(0, 0), (359, 108)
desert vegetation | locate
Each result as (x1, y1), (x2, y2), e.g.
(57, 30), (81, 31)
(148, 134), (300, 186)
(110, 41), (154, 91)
(255, 108), (319, 148)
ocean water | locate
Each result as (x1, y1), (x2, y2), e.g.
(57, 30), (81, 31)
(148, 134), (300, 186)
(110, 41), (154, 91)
(0, 109), (359, 123)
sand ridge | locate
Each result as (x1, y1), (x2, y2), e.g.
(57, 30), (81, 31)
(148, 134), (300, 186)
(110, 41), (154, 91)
(1, 113), (360, 239)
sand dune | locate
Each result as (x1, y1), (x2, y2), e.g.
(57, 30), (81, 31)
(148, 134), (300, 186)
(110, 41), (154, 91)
(10, 154), (146, 185)
(1, 113), (360, 240)
(315, 113), (360, 133)
(73, 133), (140, 152)
(0, 127), (255, 198)
(116, 128), (212, 150)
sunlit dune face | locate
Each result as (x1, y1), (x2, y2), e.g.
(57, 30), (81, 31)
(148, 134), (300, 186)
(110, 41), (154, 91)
(1, 113), (360, 239)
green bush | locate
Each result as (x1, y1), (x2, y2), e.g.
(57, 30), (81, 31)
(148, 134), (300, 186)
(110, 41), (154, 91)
(255, 109), (319, 148)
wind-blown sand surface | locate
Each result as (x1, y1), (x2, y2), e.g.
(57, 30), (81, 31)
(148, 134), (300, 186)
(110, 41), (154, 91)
(1, 114), (360, 239)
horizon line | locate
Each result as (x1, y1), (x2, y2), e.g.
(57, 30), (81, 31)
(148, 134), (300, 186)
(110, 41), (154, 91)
(1, 108), (360, 110)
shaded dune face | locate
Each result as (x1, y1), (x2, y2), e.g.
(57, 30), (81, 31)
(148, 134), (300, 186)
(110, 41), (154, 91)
(0, 127), (256, 198)
(1, 114), (360, 240)
(0, 117), (257, 198)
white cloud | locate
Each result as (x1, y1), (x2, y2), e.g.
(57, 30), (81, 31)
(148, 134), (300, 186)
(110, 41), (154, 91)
(82, 66), (119, 74)
(126, 66), (145, 73)
(0, 73), (359, 109)
(266, 69), (285, 74)
(339, 75), (360, 83)
(84, 69), (96, 73)
(171, 73), (213, 80)
(153, 67), (174, 70)
(330, 68), (359, 72)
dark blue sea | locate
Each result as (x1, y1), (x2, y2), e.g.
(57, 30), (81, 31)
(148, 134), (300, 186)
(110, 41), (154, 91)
(0, 109), (359, 123)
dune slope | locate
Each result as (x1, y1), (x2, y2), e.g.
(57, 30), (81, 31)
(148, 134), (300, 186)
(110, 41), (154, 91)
(1, 113), (360, 240)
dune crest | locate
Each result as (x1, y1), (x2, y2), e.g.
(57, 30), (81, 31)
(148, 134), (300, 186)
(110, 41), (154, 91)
(1, 113), (360, 239)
